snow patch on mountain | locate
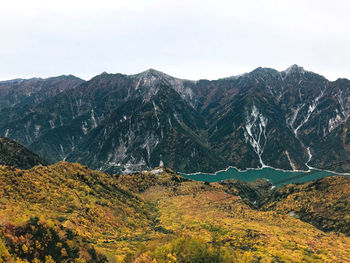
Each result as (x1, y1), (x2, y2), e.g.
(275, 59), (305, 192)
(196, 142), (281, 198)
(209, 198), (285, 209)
(282, 64), (305, 79)
(49, 120), (55, 129)
(141, 133), (159, 164)
(285, 151), (297, 171)
(294, 89), (324, 135)
(328, 110), (343, 133)
(152, 101), (161, 127)
(288, 104), (303, 136)
(34, 125), (41, 137)
(244, 105), (268, 168)
(305, 147), (314, 170)
(81, 121), (88, 135)
(132, 69), (196, 106)
(91, 109), (98, 128)
(326, 90), (350, 133)
(59, 144), (66, 160)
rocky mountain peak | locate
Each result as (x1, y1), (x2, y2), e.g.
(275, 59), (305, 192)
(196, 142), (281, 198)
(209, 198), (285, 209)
(132, 68), (177, 83)
(130, 68), (196, 105)
(282, 64), (306, 76)
(250, 67), (280, 77)
(139, 68), (166, 77)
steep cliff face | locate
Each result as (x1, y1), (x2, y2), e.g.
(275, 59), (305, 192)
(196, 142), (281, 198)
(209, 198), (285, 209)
(1, 66), (350, 173)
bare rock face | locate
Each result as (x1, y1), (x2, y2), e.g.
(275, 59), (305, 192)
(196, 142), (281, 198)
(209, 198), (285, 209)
(1, 66), (350, 173)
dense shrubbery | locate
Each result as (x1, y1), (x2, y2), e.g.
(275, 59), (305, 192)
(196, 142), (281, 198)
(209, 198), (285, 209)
(0, 217), (107, 263)
(123, 236), (255, 263)
(0, 162), (159, 261)
(263, 176), (350, 235)
(0, 163), (350, 262)
(152, 236), (231, 263)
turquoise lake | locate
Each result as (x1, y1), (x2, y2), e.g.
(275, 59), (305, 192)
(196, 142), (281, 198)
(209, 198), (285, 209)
(180, 167), (349, 187)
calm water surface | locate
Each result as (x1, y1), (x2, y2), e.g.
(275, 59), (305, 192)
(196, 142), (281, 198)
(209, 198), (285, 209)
(180, 167), (348, 186)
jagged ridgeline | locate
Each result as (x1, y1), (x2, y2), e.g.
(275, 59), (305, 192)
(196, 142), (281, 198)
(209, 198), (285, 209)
(1, 66), (350, 173)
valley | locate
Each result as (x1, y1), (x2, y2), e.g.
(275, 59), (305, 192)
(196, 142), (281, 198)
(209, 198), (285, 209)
(0, 161), (350, 262)
(1, 66), (350, 262)
(1, 1), (349, 262)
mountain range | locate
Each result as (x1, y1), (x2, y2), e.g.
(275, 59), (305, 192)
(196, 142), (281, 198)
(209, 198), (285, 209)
(1, 65), (350, 174)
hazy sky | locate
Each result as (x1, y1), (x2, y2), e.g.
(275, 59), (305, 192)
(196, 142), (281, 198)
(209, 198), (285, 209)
(1, 0), (349, 81)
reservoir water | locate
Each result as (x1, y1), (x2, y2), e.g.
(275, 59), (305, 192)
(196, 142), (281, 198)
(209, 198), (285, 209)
(180, 167), (349, 187)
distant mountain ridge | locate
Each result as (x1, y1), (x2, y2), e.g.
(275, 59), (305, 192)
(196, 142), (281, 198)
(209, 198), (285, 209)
(0, 75), (84, 110)
(1, 65), (350, 173)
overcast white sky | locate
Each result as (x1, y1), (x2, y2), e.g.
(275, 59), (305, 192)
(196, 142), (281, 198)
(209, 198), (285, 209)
(0, 0), (349, 81)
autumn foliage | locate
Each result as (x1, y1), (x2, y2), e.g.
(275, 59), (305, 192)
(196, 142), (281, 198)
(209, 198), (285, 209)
(0, 163), (350, 262)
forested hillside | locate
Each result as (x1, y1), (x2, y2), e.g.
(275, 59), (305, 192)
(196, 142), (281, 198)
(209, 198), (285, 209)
(0, 137), (48, 169)
(0, 162), (349, 262)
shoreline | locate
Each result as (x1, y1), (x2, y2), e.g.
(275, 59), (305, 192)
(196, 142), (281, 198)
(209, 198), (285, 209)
(180, 165), (350, 177)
